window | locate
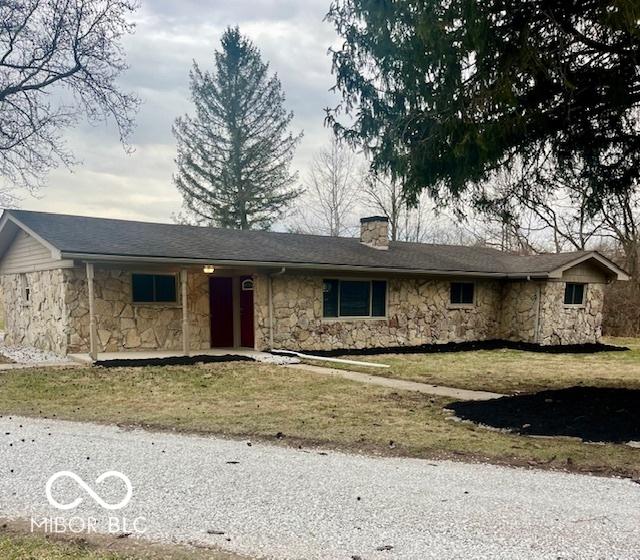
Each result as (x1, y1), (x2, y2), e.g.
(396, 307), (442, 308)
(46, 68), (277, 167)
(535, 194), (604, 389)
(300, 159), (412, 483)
(564, 282), (585, 306)
(323, 279), (386, 318)
(19, 274), (30, 305)
(241, 279), (254, 291)
(450, 282), (474, 305)
(132, 273), (177, 303)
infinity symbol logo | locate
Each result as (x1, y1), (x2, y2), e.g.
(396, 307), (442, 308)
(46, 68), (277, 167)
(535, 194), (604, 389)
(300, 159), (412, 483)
(45, 471), (133, 511)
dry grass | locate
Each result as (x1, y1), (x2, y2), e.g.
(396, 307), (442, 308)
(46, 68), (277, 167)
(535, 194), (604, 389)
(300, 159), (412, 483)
(0, 362), (638, 477)
(332, 337), (640, 394)
(0, 521), (241, 560)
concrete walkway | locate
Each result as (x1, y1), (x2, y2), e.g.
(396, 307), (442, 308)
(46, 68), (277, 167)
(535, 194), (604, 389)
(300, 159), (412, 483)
(1, 415), (638, 560)
(288, 363), (504, 400)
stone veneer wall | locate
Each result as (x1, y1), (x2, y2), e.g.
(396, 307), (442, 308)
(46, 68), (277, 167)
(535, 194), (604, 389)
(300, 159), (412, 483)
(1, 269), (68, 353)
(360, 220), (389, 248)
(498, 281), (540, 343)
(498, 280), (604, 344)
(537, 281), (604, 344)
(1, 267), (607, 356)
(64, 267), (210, 353)
(254, 274), (502, 351)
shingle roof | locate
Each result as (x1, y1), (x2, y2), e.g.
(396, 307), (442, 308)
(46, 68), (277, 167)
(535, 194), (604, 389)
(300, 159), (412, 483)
(2, 210), (624, 279)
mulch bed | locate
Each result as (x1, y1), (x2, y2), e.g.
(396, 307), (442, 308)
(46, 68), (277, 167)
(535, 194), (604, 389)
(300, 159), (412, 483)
(306, 339), (628, 358)
(95, 354), (254, 368)
(446, 386), (640, 443)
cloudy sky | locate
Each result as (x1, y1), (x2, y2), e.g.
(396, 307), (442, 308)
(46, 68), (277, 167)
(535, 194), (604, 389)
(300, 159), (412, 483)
(24, 0), (341, 223)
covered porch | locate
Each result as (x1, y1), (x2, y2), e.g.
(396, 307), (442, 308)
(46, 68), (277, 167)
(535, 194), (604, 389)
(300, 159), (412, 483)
(75, 259), (266, 361)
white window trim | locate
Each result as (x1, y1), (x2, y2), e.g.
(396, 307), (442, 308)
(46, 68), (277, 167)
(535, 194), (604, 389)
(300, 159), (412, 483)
(322, 278), (388, 320)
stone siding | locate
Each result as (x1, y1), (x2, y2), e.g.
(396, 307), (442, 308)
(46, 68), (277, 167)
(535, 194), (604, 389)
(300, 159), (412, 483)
(255, 274), (502, 351)
(499, 280), (604, 344)
(499, 281), (540, 343)
(360, 219), (389, 249)
(64, 267), (210, 353)
(537, 281), (604, 345)
(1, 266), (607, 356)
(1, 269), (68, 353)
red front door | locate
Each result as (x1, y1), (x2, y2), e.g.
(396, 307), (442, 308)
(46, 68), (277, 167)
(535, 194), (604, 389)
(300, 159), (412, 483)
(240, 276), (255, 348)
(210, 277), (234, 347)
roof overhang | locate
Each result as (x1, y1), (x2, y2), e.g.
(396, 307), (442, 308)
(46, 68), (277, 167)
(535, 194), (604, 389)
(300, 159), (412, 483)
(0, 211), (63, 260)
(60, 251), (515, 278)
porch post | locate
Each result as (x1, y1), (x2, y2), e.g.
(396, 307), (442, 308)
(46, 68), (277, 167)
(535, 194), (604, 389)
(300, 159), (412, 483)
(181, 269), (190, 355)
(86, 262), (98, 361)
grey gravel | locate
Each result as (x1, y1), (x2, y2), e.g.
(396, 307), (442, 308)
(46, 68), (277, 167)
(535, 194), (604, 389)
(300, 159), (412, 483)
(1, 415), (639, 559)
(0, 333), (69, 365)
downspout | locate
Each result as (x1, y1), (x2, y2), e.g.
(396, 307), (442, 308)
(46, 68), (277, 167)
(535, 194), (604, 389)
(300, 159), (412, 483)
(268, 267), (286, 350)
(532, 277), (542, 344)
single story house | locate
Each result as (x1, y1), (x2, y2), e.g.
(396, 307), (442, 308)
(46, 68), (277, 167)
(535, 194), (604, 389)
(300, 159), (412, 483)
(0, 210), (629, 360)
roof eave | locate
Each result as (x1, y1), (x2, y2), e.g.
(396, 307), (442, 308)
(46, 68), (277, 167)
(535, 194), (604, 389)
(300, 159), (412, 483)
(60, 251), (514, 278)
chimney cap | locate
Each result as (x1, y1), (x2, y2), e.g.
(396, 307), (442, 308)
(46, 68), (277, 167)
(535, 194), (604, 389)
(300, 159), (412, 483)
(360, 216), (389, 224)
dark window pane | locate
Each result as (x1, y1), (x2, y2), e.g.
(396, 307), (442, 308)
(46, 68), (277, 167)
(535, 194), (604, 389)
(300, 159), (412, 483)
(564, 283), (585, 305)
(132, 274), (154, 302)
(323, 279), (339, 317)
(372, 281), (386, 316)
(340, 280), (370, 316)
(450, 282), (474, 304)
(462, 282), (474, 304)
(155, 275), (177, 302)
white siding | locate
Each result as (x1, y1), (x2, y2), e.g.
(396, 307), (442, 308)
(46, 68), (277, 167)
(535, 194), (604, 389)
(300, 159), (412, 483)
(0, 230), (66, 274)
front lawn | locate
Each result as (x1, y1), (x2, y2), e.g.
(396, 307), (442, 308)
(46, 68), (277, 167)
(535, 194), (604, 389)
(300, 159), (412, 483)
(334, 337), (640, 394)
(0, 361), (638, 477)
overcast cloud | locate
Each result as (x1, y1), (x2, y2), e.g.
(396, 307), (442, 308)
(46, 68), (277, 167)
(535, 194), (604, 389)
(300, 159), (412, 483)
(22, 0), (341, 223)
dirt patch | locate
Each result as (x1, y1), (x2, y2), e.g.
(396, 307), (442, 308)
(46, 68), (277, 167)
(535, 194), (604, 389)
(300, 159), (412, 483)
(446, 386), (640, 443)
(298, 339), (629, 358)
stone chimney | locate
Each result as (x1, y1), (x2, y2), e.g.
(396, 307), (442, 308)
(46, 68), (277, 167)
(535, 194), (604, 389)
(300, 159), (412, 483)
(360, 216), (389, 250)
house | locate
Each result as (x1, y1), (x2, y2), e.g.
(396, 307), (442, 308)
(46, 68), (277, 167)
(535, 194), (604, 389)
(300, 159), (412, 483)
(0, 209), (629, 359)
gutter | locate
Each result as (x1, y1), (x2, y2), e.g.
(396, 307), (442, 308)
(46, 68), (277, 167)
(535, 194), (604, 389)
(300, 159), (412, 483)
(60, 251), (550, 280)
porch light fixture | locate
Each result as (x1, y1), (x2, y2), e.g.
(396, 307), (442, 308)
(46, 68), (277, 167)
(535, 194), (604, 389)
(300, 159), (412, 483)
(203, 265), (215, 274)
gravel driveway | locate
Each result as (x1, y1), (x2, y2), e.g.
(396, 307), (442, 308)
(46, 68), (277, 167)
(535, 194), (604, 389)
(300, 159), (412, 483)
(1, 415), (639, 559)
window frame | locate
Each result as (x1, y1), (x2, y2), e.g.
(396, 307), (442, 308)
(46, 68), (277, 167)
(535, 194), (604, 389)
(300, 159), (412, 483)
(563, 282), (587, 308)
(131, 272), (179, 305)
(448, 281), (476, 308)
(322, 278), (388, 320)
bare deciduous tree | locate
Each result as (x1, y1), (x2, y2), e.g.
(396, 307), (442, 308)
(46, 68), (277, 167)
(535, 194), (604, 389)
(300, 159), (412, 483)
(294, 137), (361, 236)
(363, 172), (433, 243)
(0, 0), (140, 196)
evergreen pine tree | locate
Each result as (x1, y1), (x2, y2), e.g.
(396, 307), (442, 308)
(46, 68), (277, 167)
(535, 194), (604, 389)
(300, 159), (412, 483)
(173, 27), (302, 229)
